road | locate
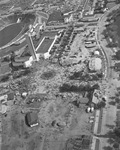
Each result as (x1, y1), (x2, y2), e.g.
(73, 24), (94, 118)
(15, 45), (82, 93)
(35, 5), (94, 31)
(94, 4), (120, 150)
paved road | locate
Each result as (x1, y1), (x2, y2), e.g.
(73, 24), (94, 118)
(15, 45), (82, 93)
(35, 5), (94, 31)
(95, 4), (120, 150)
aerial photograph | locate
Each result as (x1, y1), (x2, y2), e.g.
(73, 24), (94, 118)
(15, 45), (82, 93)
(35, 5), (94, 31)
(0, 0), (120, 150)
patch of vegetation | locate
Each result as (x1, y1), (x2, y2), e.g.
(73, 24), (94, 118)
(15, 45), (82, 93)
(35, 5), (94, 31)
(59, 83), (99, 93)
(41, 70), (56, 80)
(96, 101), (106, 109)
(105, 9), (120, 48)
(69, 71), (102, 81)
(0, 74), (10, 82)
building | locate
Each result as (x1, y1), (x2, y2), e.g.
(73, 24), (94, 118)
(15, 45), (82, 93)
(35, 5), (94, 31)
(25, 112), (39, 127)
(89, 57), (102, 71)
(47, 10), (64, 25)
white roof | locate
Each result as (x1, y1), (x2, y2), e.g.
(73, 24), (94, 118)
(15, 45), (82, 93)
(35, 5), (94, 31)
(94, 51), (100, 55)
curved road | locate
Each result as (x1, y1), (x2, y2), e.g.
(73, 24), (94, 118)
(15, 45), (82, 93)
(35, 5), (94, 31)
(97, 4), (120, 79)
(95, 4), (120, 150)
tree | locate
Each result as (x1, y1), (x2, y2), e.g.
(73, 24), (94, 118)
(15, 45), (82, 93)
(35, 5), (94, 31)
(114, 128), (120, 138)
(96, 101), (106, 109)
(115, 51), (120, 60)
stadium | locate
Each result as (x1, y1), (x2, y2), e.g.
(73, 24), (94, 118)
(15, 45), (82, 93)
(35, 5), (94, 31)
(0, 11), (61, 79)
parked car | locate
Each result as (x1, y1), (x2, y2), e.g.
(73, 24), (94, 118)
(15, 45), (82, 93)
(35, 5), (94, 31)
(90, 107), (94, 113)
(86, 107), (91, 113)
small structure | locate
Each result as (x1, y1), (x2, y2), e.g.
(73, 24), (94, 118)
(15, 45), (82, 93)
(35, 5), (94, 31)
(25, 112), (39, 127)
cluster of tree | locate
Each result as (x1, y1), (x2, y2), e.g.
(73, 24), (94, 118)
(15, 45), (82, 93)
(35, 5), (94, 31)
(115, 51), (120, 60)
(116, 0), (120, 4)
(59, 83), (99, 93)
(95, 101), (106, 109)
(69, 71), (103, 81)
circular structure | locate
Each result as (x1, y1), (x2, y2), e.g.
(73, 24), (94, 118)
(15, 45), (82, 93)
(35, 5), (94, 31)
(0, 23), (22, 48)
(89, 58), (102, 71)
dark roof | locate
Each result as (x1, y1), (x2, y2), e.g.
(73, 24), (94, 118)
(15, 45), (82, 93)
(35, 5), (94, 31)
(25, 112), (38, 127)
(47, 11), (64, 24)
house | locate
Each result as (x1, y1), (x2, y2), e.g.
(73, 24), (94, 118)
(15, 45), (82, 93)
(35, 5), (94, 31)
(25, 112), (39, 127)
(47, 10), (64, 25)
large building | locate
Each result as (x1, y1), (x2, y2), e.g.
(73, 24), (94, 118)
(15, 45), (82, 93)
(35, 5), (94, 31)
(89, 57), (102, 71)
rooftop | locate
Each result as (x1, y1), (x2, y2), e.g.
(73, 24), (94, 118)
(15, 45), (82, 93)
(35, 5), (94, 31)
(25, 112), (38, 127)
